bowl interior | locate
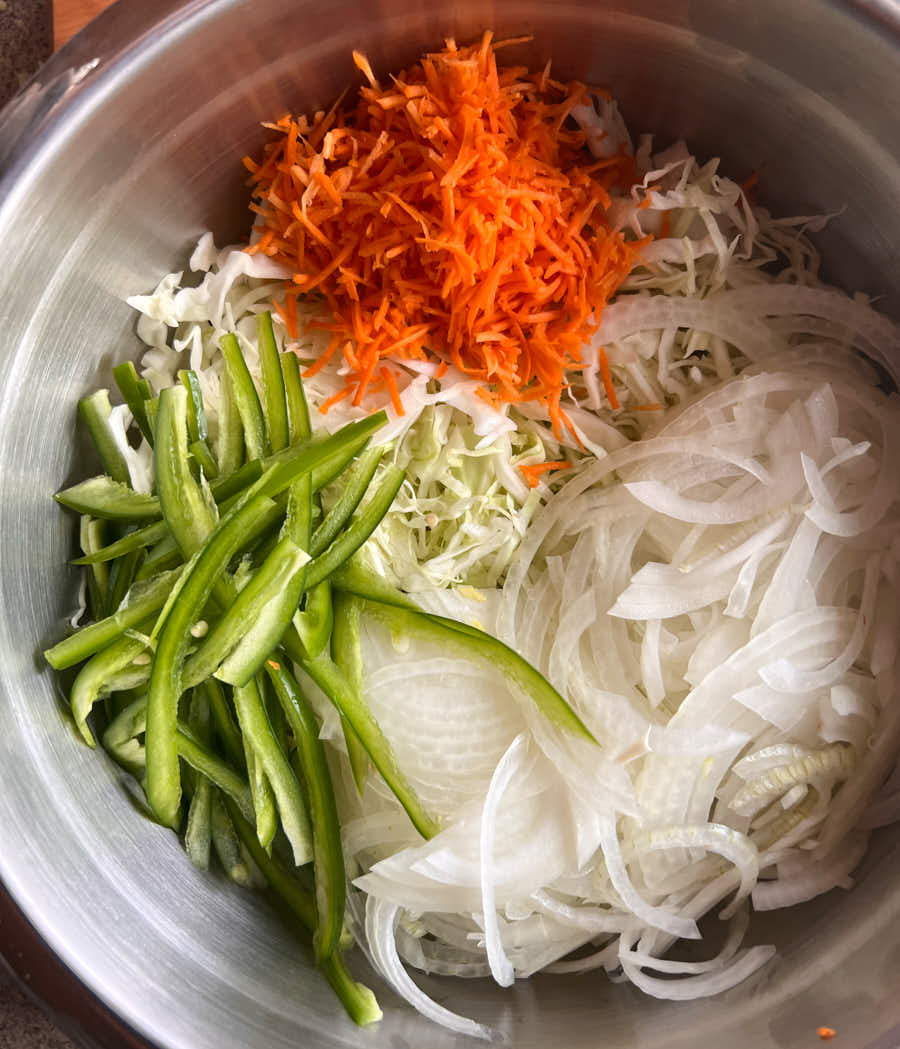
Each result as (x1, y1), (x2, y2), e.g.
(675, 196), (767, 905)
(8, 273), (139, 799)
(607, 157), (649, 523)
(0, 2), (898, 1047)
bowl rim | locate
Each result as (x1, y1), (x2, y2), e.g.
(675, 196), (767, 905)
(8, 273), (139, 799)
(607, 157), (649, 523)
(1, 2), (900, 1048)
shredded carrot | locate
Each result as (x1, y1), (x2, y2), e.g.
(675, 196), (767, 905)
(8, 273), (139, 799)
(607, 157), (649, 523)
(381, 366), (405, 416)
(519, 460), (572, 487)
(318, 382), (357, 414)
(595, 346), (620, 410)
(817, 1028), (836, 1041)
(244, 33), (642, 432)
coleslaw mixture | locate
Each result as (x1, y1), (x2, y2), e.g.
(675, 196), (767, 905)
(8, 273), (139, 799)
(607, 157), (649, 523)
(109, 61), (900, 1039)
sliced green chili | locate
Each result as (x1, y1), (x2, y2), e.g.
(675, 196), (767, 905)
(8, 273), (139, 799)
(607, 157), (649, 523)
(302, 465), (404, 592)
(232, 676), (312, 866)
(195, 473), (310, 691)
(243, 738), (277, 851)
(365, 597), (597, 744)
(70, 628), (152, 746)
(78, 390), (131, 485)
(258, 312), (289, 453)
(216, 365), (244, 477)
(293, 580), (333, 661)
(175, 726), (255, 826)
(189, 439), (218, 479)
(203, 678), (245, 771)
(185, 688), (212, 870)
(104, 547), (143, 618)
(310, 446), (384, 557)
(220, 332), (267, 461)
(178, 370), (209, 444)
(224, 798), (381, 1026)
(79, 516), (109, 619)
(330, 590), (371, 793)
(113, 361), (154, 445)
(155, 385), (218, 558)
(183, 536), (309, 689)
(45, 569), (180, 670)
(210, 788), (253, 886)
(280, 351), (311, 443)
(145, 492), (280, 830)
(266, 660), (345, 960)
(56, 476), (161, 521)
(282, 630), (438, 840)
(74, 519), (168, 566)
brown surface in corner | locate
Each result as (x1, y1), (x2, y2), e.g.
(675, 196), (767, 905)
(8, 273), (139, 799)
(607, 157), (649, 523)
(53, 0), (114, 48)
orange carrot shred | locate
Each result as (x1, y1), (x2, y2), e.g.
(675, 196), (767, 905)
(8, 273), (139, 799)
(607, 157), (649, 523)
(519, 460), (573, 487)
(595, 346), (620, 410)
(244, 37), (643, 431)
(381, 367), (405, 416)
(817, 1028), (836, 1041)
(318, 382), (357, 414)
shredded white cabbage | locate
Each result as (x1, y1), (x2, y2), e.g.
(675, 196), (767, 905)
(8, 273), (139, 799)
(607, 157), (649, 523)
(121, 94), (900, 1035)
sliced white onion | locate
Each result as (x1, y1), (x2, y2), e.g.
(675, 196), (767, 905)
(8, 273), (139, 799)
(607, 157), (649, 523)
(480, 734), (528, 986)
(365, 896), (491, 1040)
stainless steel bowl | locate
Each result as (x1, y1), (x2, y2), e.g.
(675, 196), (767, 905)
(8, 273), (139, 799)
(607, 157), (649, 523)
(1, 2), (899, 1047)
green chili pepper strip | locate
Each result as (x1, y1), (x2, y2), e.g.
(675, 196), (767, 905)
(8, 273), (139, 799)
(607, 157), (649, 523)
(104, 547), (143, 618)
(183, 537), (310, 689)
(145, 492), (280, 830)
(155, 385), (218, 558)
(220, 332), (268, 461)
(189, 439), (218, 480)
(310, 446), (384, 557)
(293, 580), (333, 661)
(77, 390), (131, 486)
(282, 630), (438, 840)
(70, 627), (153, 746)
(266, 660), (345, 960)
(216, 366), (244, 477)
(203, 678), (245, 771)
(224, 798), (381, 1026)
(364, 598), (598, 745)
(56, 476), (161, 521)
(102, 693), (148, 751)
(210, 788), (254, 885)
(232, 676), (313, 866)
(134, 536), (183, 580)
(178, 370), (209, 444)
(175, 726), (255, 825)
(185, 689), (213, 870)
(330, 555), (420, 610)
(302, 466), (404, 592)
(79, 516), (109, 619)
(44, 569), (180, 670)
(280, 351), (311, 443)
(101, 694), (147, 777)
(258, 312), (289, 453)
(74, 519), (168, 566)
(331, 591), (371, 793)
(113, 361), (154, 445)
(208, 462), (401, 688)
(284, 470), (312, 548)
(214, 554), (309, 688)
(242, 736), (277, 850)
(70, 415), (385, 564)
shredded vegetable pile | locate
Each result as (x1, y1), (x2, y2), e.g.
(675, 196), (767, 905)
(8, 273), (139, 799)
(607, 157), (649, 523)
(47, 33), (900, 1044)
(242, 34), (640, 431)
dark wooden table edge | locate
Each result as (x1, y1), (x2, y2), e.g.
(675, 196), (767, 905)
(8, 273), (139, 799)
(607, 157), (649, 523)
(0, 876), (155, 1049)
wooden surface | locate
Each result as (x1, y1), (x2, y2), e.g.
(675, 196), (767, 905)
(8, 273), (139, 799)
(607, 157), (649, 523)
(53, 0), (117, 49)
